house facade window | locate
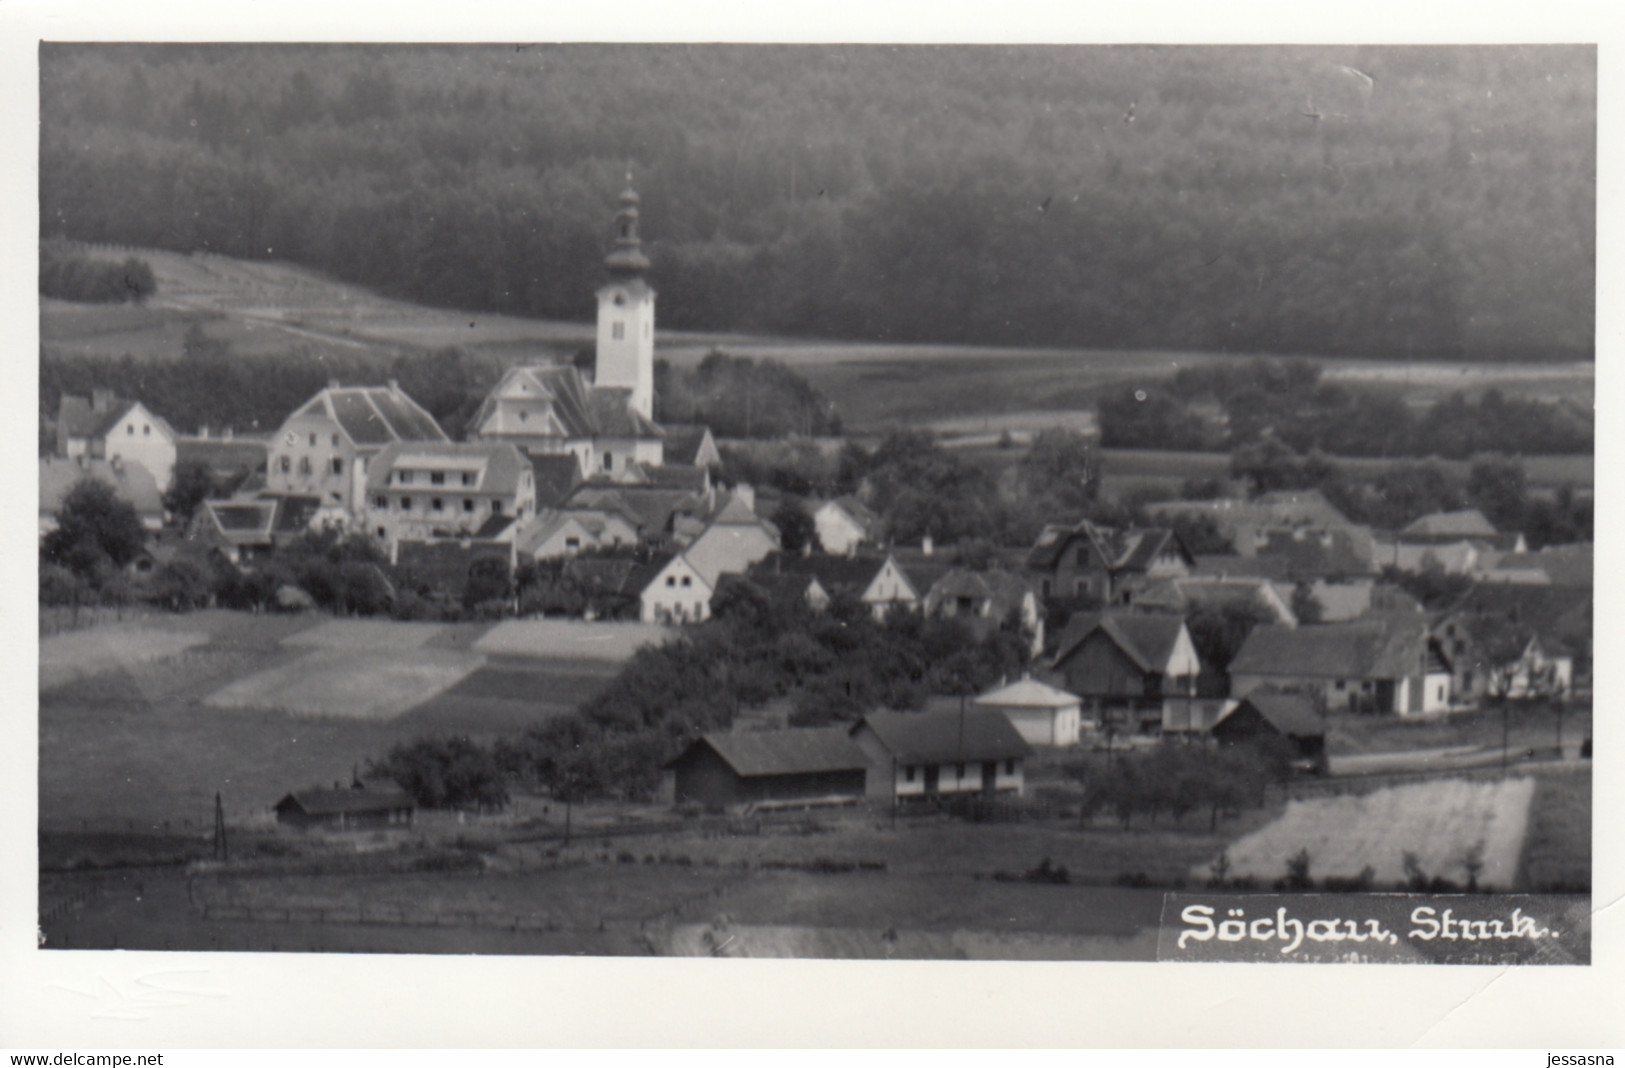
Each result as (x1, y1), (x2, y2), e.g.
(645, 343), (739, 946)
(279, 455), (291, 473)
(612, 322), (625, 340)
(904, 766), (915, 782)
(680, 576), (691, 588)
(397, 471), (412, 485)
(603, 452), (613, 471)
(127, 425), (134, 435)
(463, 499), (474, 512)
(332, 434), (340, 447)
(309, 433), (317, 446)
(374, 496), (387, 509)
(431, 472), (445, 486)
(331, 458), (343, 476)
(666, 576), (676, 587)
(462, 472), (475, 486)
(400, 497), (412, 511)
(491, 501), (502, 515)
(143, 424), (150, 436)
(1005, 760), (1015, 775)
(431, 498), (444, 512)
(299, 457), (312, 475)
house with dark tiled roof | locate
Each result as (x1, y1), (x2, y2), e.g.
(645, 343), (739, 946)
(1434, 582), (1592, 701)
(56, 390), (179, 492)
(268, 380), (448, 521)
(664, 728), (871, 809)
(362, 441), (535, 551)
(849, 710), (1030, 801)
(745, 551), (889, 613)
(274, 784), (415, 831)
(528, 452), (584, 509)
(515, 507), (640, 561)
(1049, 611), (1205, 733)
(1026, 520), (1194, 605)
(1228, 617), (1452, 716)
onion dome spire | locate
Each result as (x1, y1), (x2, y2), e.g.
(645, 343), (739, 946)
(604, 173), (651, 277)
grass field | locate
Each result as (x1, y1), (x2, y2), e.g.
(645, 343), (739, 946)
(472, 619), (673, 661)
(1207, 775), (1536, 890)
(1516, 766), (1591, 892)
(36, 611), (633, 833)
(204, 647), (486, 720)
(1326, 702), (1592, 758)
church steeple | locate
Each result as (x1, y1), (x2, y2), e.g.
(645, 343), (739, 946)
(604, 177), (651, 278)
(594, 176), (658, 422)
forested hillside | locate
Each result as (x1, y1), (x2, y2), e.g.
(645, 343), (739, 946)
(40, 44), (1593, 360)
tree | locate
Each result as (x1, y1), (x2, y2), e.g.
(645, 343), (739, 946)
(1467, 455), (1530, 533)
(372, 735), (509, 810)
(772, 498), (819, 554)
(43, 477), (147, 575)
(163, 460), (216, 524)
(148, 557), (216, 611)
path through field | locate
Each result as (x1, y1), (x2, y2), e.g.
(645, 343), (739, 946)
(1203, 776), (1536, 890)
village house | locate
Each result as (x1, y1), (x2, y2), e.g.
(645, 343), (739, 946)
(187, 494), (323, 565)
(175, 434), (269, 496)
(972, 675), (1083, 747)
(849, 710), (1030, 802)
(363, 441), (536, 551)
(664, 728), (871, 810)
(466, 362), (665, 479)
(1435, 583), (1592, 701)
(1144, 489), (1354, 553)
(744, 552), (889, 613)
(1476, 544), (1593, 589)
(634, 551), (713, 624)
(1048, 611), (1206, 734)
(267, 380), (449, 522)
(813, 495), (881, 556)
(56, 390), (179, 493)
(1130, 574), (1297, 626)
(40, 454), (165, 534)
(1210, 691), (1327, 771)
(514, 507), (640, 561)
(1025, 521), (1194, 604)
(1227, 618), (1453, 716)
(922, 566), (1046, 656)
(679, 491), (782, 590)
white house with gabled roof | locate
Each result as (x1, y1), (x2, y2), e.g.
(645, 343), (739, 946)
(973, 675), (1084, 747)
(268, 380), (448, 522)
(635, 551), (714, 624)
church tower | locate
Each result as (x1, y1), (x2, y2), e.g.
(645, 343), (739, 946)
(594, 180), (656, 420)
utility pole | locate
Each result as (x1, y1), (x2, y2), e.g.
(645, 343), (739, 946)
(212, 792), (228, 861)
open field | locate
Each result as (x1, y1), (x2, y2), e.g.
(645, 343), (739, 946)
(472, 619), (673, 661)
(39, 624), (211, 691)
(1517, 766), (1592, 892)
(1206, 775), (1537, 890)
(204, 648), (486, 720)
(37, 612), (631, 832)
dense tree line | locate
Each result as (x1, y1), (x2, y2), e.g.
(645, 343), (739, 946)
(654, 351), (841, 438)
(1099, 358), (1592, 458)
(486, 576), (1033, 802)
(39, 242), (156, 303)
(40, 44), (1593, 360)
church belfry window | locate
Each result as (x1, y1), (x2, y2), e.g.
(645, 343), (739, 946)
(612, 322), (624, 340)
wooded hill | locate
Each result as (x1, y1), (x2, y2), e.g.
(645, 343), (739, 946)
(41, 44), (1594, 361)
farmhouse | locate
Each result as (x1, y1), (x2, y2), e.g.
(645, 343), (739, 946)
(188, 494), (324, 564)
(56, 390), (179, 493)
(273, 785), (415, 831)
(1228, 618), (1452, 715)
(849, 710), (1030, 801)
(1210, 691), (1327, 770)
(1025, 521), (1193, 604)
(267, 380), (449, 521)
(364, 441), (536, 550)
(972, 675), (1083, 747)
(745, 552), (891, 612)
(664, 728), (870, 809)
(466, 362), (664, 479)
(1049, 611), (1202, 733)
(515, 507), (639, 561)
(1130, 574), (1297, 626)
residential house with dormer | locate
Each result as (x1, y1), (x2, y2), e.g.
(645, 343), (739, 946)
(363, 441), (536, 551)
(1025, 520), (1194, 605)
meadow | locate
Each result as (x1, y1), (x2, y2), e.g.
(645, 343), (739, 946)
(36, 611), (661, 833)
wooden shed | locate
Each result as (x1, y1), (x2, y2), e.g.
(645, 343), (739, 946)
(274, 785), (416, 831)
(665, 728), (871, 810)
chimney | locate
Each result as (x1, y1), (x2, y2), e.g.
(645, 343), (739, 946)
(91, 388), (115, 413)
(198, 425), (210, 440)
(328, 378), (341, 390)
(922, 533), (934, 557)
(223, 427), (234, 441)
(388, 378), (400, 395)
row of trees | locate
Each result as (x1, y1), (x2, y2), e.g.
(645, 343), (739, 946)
(40, 243), (156, 304)
(654, 351), (841, 439)
(40, 44), (1593, 360)
(1100, 358), (1592, 458)
(1072, 740), (1297, 831)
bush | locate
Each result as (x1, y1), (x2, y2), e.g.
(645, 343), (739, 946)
(371, 736), (509, 810)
